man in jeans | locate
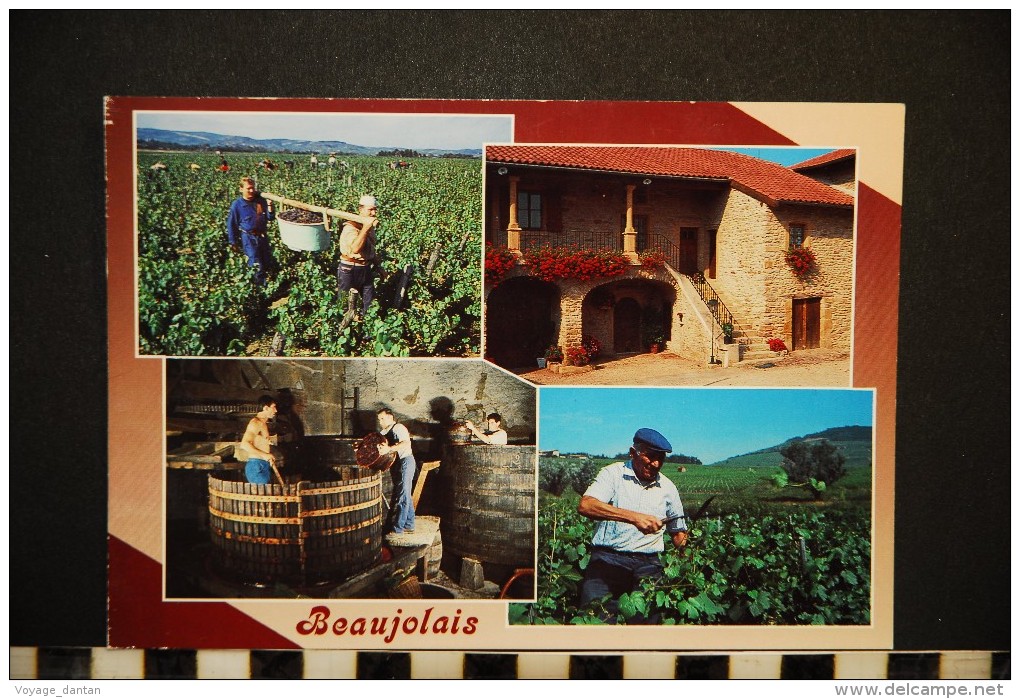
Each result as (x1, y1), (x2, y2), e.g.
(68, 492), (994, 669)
(376, 408), (416, 535)
(226, 177), (275, 286)
(337, 194), (379, 315)
(577, 427), (687, 623)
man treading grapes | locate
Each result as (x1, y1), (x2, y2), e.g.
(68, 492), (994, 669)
(576, 427), (688, 623)
(337, 194), (379, 315)
(226, 176), (275, 286)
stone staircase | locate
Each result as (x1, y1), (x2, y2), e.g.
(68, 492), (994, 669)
(732, 332), (785, 365)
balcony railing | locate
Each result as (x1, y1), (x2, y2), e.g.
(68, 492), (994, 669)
(497, 229), (624, 253)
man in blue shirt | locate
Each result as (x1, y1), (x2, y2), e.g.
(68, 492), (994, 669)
(577, 427), (687, 622)
(226, 176), (275, 286)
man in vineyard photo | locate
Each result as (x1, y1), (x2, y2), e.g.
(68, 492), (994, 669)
(577, 427), (688, 623)
(226, 176), (275, 286)
(337, 194), (379, 315)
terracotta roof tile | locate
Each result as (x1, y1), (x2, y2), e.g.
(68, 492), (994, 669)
(790, 148), (856, 171)
(486, 145), (854, 207)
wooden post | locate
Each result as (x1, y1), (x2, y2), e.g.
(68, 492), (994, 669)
(425, 241), (442, 276)
(412, 461), (440, 509)
(392, 264), (414, 309)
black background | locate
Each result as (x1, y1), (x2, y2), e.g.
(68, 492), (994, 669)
(10, 11), (1009, 651)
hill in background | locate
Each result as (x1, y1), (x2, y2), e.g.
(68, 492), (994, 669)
(707, 425), (872, 470)
(136, 128), (481, 157)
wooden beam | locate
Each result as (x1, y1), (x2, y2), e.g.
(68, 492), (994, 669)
(413, 461), (440, 509)
(261, 192), (373, 226)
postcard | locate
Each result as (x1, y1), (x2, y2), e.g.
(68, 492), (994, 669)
(106, 98), (903, 650)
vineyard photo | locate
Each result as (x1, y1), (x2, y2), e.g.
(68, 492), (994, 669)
(135, 112), (509, 358)
(511, 388), (874, 626)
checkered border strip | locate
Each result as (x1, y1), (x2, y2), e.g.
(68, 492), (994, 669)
(10, 649), (1010, 680)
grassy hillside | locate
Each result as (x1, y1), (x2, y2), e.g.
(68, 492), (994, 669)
(544, 426), (873, 514)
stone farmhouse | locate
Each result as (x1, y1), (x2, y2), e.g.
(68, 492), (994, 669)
(483, 145), (856, 370)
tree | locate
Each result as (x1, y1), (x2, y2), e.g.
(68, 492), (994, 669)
(776, 439), (847, 499)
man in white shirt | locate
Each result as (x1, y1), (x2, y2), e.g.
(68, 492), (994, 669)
(465, 413), (509, 445)
(376, 408), (417, 534)
(577, 427), (687, 622)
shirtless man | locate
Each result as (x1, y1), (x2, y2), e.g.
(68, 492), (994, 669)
(242, 395), (279, 484)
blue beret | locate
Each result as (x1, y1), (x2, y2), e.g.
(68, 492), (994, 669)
(633, 428), (672, 453)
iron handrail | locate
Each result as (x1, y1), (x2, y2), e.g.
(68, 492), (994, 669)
(646, 234), (743, 338)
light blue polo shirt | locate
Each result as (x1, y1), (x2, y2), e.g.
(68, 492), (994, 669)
(584, 461), (686, 554)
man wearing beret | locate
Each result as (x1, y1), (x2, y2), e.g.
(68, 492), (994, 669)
(577, 427), (688, 622)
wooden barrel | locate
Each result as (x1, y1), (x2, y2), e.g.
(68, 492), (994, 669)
(447, 421), (472, 444)
(207, 470), (382, 585)
(442, 444), (536, 567)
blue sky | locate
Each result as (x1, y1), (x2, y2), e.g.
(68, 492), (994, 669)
(714, 147), (837, 167)
(136, 111), (514, 151)
(538, 388), (873, 464)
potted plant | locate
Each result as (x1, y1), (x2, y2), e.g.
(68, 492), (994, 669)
(646, 331), (665, 353)
(544, 345), (563, 365)
(721, 322), (734, 344)
(564, 345), (590, 366)
(642, 305), (668, 353)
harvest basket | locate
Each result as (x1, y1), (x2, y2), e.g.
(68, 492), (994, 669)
(277, 216), (330, 252)
(263, 191), (373, 254)
(387, 574), (423, 599)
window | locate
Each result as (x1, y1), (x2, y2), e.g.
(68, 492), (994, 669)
(517, 191), (542, 230)
(789, 224), (806, 249)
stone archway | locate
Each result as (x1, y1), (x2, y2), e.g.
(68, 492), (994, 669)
(486, 276), (560, 369)
(578, 277), (679, 356)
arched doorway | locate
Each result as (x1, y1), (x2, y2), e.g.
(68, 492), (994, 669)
(486, 277), (560, 369)
(613, 297), (642, 353)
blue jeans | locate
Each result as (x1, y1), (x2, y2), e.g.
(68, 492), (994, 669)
(337, 262), (375, 313)
(580, 548), (663, 624)
(241, 232), (272, 286)
(245, 458), (271, 484)
(390, 454), (416, 532)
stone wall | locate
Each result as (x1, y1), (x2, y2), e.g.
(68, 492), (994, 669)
(709, 188), (771, 329)
(344, 360), (536, 441)
(169, 359), (537, 442)
(670, 272), (717, 362)
(768, 207), (855, 350)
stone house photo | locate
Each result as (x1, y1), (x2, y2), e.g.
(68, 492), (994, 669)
(482, 145), (856, 383)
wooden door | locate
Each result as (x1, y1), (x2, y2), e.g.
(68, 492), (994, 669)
(708, 229), (717, 279)
(792, 297), (821, 350)
(679, 228), (698, 276)
(613, 297), (642, 353)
